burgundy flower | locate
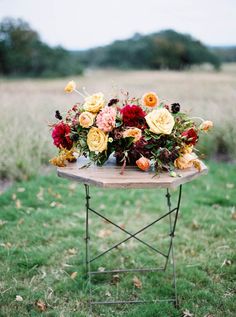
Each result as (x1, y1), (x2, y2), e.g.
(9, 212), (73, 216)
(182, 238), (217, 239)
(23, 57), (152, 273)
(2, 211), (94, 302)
(120, 105), (147, 129)
(52, 122), (73, 149)
(182, 128), (198, 145)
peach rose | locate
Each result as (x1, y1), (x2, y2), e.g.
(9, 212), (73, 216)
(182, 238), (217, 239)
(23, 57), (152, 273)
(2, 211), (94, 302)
(87, 127), (108, 152)
(145, 108), (175, 134)
(199, 120), (213, 132)
(174, 153), (197, 170)
(142, 92), (159, 108)
(123, 128), (142, 143)
(84, 93), (105, 113)
(78, 111), (95, 128)
(136, 157), (150, 171)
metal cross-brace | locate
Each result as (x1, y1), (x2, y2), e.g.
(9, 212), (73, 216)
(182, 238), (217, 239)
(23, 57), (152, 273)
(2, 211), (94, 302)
(84, 184), (182, 313)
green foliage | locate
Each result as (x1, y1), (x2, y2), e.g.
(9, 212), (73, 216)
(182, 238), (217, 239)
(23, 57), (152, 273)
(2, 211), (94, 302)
(212, 46), (236, 63)
(0, 17), (83, 77)
(0, 161), (235, 316)
(78, 30), (221, 70)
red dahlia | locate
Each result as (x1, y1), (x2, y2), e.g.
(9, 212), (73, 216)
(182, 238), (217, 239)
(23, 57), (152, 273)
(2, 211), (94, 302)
(182, 128), (198, 145)
(52, 122), (73, 149)
(120, 105), (147, 129)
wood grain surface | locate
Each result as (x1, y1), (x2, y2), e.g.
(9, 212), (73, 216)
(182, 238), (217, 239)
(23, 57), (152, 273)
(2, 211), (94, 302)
(57, 156), (208, 189)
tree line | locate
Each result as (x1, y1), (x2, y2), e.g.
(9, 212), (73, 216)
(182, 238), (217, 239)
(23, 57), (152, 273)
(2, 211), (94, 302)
(0, 18), (82, 77)
(78, 30), (221, 70)
(1, 17), (236, 77)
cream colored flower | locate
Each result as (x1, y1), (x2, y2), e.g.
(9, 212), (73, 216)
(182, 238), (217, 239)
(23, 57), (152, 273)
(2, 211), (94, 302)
(123, 128), (142, 143)
(84, 93), (105, 113)
(174, 153), (197, 170)
(78, 111), (95, 128)
(145, 108), (175, 135)
(64, 80), (76, 93)
(199, 120), (213, 132)
(87, 127), (108, 152)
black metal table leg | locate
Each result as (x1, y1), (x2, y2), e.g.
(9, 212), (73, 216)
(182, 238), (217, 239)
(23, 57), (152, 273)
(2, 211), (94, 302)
(84, 184), (182, 312)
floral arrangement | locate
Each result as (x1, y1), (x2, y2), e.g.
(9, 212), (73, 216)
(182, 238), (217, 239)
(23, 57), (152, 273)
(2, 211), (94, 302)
(49, 80), (213, 175)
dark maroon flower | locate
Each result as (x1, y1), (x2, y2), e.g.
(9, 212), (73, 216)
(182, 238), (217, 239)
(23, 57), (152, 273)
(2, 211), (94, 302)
(171, 103), (180, 114)
(120, 105), (147, 129)
(55, 110), (62, 120)
(72, 104), (79, 112)
(108, 98), (119, 107)
(52, 122), (73, 149)
(182, 128), (198, 145)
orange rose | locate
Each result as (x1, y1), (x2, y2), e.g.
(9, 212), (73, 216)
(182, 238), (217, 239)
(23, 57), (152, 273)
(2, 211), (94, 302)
(123, 128), (142, 143)
(199, 120), (213, 132)
(136, 157), (150, 171)
(142, 92), (159, 108)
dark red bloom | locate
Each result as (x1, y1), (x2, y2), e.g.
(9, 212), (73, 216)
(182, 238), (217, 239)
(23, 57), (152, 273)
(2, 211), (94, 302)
(52, 122), (73, 149)
(182, 128), (198, 145)
(120, 105), (147, 129)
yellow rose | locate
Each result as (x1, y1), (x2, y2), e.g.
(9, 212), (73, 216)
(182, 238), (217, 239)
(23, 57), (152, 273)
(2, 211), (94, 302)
(199, 120), (213, 132)
(174, 153), (197, 170)
(78, 111), (95, 128)
(123, 128), (142, 143)
(180, 145), (193, 154)
(145, 108), (175, 134)
(84, 93), (105, 113)
(64, 80), (76, 93)
(87, 127), (108, 152)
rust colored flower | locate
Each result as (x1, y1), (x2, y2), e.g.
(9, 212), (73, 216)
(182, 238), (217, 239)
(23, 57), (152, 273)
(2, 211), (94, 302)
(136, 157), (150, 171)
(142, 92), (159, 108)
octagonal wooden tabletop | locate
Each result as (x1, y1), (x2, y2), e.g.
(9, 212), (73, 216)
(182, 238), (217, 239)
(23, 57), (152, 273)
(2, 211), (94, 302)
(57, 156), (208, 189)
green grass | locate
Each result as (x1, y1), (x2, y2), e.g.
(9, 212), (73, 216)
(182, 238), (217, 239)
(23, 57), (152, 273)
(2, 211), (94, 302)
(0, 161), (236, 317)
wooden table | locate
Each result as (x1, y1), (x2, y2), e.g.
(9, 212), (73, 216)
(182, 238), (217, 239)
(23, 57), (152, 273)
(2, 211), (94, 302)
(57, 157), (208, 314)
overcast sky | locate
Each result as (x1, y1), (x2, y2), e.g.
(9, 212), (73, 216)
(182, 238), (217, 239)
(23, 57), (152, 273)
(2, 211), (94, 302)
(0, 0), (235, 50)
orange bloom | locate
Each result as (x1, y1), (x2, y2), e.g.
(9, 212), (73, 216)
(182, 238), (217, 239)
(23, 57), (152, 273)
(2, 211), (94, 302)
(142, 92), (159, 108)
(199, 120), (213, 132)
(136, 157), (150, 171)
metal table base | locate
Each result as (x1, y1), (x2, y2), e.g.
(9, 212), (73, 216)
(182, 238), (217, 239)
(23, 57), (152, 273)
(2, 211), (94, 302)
(84, 184), (182, 314)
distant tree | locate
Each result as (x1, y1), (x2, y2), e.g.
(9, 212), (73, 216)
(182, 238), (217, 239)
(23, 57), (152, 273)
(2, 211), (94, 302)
(212, 46), (236, 62)
(78, 30), (221, 70)
(0, 17), (83, 77)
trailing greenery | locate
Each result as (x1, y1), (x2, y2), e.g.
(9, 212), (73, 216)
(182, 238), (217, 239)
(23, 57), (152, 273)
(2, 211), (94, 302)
(0, 161), (235, 316)
(78, 30), (221, 70)
(0, 18), (83, 78)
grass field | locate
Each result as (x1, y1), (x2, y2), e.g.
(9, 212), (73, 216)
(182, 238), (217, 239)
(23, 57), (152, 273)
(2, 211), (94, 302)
(0, 161), (236, 317)
(0, 64), (236, 180)
(0, 66), (236, 316)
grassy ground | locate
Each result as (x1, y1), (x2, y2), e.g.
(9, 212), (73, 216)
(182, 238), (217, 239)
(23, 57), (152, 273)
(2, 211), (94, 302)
(0, 161), (235, 317)
(0, 64), (236, 180)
